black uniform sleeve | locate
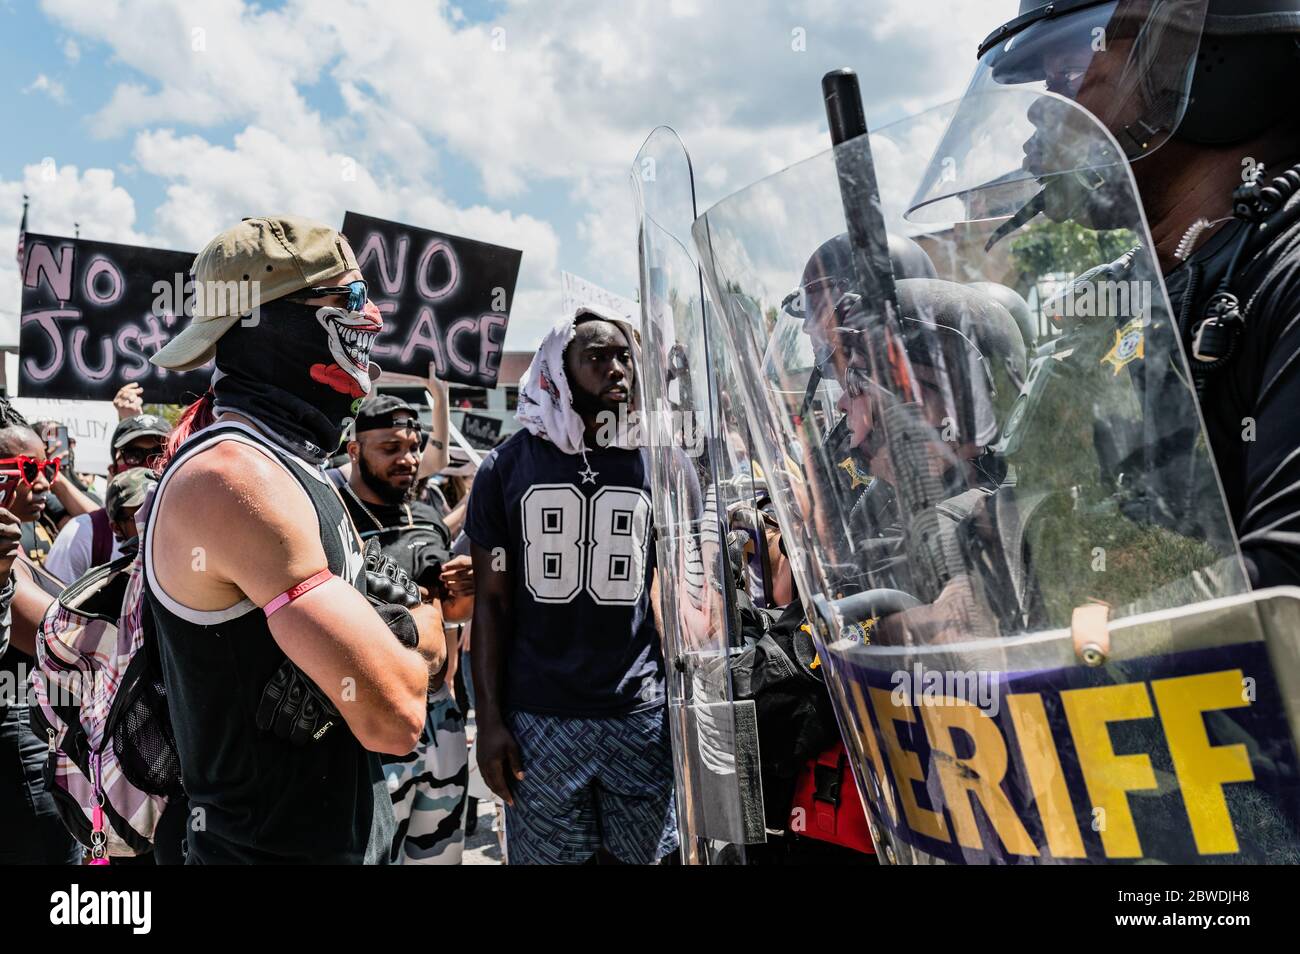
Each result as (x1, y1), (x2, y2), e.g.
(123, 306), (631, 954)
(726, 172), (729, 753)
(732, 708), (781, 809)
(1235, 256), (1300, 587)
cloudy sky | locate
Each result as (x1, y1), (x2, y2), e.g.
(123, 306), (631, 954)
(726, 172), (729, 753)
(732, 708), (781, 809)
(1, 0), (1013, 350)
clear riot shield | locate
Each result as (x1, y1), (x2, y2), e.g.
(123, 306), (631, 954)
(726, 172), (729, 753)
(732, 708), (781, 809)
(632, 127), (766, 864)
(693, 87), (1300, 864)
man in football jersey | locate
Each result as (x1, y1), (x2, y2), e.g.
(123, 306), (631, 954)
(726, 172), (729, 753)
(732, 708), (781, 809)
(467, 309), (677, 865)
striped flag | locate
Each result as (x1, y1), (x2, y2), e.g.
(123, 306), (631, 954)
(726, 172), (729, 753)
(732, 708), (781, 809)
(16, 196), (28, 272)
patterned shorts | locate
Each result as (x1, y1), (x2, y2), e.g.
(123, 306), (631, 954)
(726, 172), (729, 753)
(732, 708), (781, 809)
(504, 706), (678, 865)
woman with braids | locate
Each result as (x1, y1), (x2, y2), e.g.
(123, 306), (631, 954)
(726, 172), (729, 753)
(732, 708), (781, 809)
(0, 398), (80, 862)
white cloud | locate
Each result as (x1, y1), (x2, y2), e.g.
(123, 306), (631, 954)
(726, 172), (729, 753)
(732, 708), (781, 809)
(31, 0), (1016, 348)
(62, 37), (80, 62)
(0, 161), (148, 344)
(305, 0), (1004, 316)
(41, 0), (336, 141)
(574, 174), (638, 307)
(22, 73), (67, 104)
(4, 161), (146, 245)
(130, 124), (563, 350)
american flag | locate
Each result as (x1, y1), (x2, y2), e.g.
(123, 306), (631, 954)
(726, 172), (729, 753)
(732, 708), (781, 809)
(15, 196), (28, 272)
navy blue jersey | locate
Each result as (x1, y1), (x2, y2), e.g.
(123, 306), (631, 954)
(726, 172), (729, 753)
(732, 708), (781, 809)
(465, 429), (664, 717)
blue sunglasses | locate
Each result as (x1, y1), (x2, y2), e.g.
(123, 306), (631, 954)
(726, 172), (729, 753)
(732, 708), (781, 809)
(289, 279), (369, 312)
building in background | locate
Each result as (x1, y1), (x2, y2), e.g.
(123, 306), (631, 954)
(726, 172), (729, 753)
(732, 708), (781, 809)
(446, 350), (531, 450)
(377, 350), (533, 454)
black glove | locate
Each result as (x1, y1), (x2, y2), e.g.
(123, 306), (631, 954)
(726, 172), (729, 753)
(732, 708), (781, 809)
(363, 538), (422, 650)
(371, 525), (449, 595)
(374, 602), (420, 650)
(364, 538), (420, 608)
(258, 544), (422, 746)
(255, 660), (341, 745)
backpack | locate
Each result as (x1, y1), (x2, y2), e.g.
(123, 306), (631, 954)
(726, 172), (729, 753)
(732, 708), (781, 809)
(28, 494), (183, 862)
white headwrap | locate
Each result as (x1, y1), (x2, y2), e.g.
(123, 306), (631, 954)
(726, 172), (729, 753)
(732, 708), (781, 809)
(515, 306), (641, 456)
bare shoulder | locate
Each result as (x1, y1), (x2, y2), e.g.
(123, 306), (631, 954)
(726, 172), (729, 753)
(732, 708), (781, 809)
(160, 440), (313, 528)
(152, 436), (328, 606)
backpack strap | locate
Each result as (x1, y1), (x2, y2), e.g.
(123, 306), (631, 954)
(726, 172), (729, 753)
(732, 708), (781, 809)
(89, 508), (113, 567)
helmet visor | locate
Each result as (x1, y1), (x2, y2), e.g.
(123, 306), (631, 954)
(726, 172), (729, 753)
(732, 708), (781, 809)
(970, 0), (1208, 161)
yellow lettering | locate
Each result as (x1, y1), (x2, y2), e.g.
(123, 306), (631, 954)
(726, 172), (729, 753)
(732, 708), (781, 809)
(1061, 683), (1157, 858)
(1151, 670), (1254, 855)
(847, 681), (899, 825)
(868, 688), (950, 843)
(921, 698), (1038, 856)
(1006, 693), (1086, 859)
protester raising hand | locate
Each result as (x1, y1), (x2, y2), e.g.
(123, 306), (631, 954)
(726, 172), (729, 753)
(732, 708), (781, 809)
(113, 382), (145, 421)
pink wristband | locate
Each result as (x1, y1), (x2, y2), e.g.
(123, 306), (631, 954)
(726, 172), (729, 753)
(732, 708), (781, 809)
(263, 568), (334, 618)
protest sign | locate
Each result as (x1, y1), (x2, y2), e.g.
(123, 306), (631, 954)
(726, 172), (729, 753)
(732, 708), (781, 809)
(560, 270), (639, 325)
(18, 234), (209, 403)
(342, 212), (522, 388)
(459, 411), (503, 449)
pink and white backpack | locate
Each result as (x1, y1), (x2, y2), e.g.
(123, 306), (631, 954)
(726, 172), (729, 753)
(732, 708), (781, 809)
(28, 494), (183, 861)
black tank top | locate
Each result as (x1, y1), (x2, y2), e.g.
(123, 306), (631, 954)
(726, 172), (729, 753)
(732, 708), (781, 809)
(144, 422), (394, 864)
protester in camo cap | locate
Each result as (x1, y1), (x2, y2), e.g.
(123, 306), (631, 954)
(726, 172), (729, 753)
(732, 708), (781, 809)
(45, 415), (173, 586)
(105, 467), (158, 557)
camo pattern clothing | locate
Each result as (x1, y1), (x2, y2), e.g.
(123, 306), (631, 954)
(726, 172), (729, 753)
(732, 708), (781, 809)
(336, 481), (465, 864)
(382, 684), (469, 865)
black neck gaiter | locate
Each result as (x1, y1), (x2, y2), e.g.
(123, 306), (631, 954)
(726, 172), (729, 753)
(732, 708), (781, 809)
(212, 297), (382, 464)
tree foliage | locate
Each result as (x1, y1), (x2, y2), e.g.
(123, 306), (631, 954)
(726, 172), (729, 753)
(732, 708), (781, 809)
(1009, 220), (1139, 281)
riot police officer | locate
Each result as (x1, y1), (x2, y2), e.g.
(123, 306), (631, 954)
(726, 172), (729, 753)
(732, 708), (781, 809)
(970, 0), (1300, 585)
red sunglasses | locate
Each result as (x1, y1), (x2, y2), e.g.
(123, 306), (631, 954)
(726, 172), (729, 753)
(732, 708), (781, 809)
(0, 455), (60, 485)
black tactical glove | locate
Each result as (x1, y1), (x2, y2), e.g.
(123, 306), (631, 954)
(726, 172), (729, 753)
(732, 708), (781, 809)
(257, 541), (421, 745)
(371, 525), (449, 596)
(364, 538), (420, 608)
(255, 660), (341, 745)
(374, 602), (420, 650)
(364, 538), (421, 650)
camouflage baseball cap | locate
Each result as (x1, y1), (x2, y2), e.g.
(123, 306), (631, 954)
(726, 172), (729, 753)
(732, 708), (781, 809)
(106, 467), (159, 522)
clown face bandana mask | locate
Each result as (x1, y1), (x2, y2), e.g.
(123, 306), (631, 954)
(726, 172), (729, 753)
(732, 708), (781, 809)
(212, 297), (382, 463)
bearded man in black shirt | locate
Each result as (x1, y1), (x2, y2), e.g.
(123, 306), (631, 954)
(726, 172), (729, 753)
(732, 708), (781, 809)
(339, 394), (475, 864)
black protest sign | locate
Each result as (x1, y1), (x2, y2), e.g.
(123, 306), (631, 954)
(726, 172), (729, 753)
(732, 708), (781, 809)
(341, 212), (521, 388)
(460, 412), (503, 449)
(19, 234), (209, 403)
